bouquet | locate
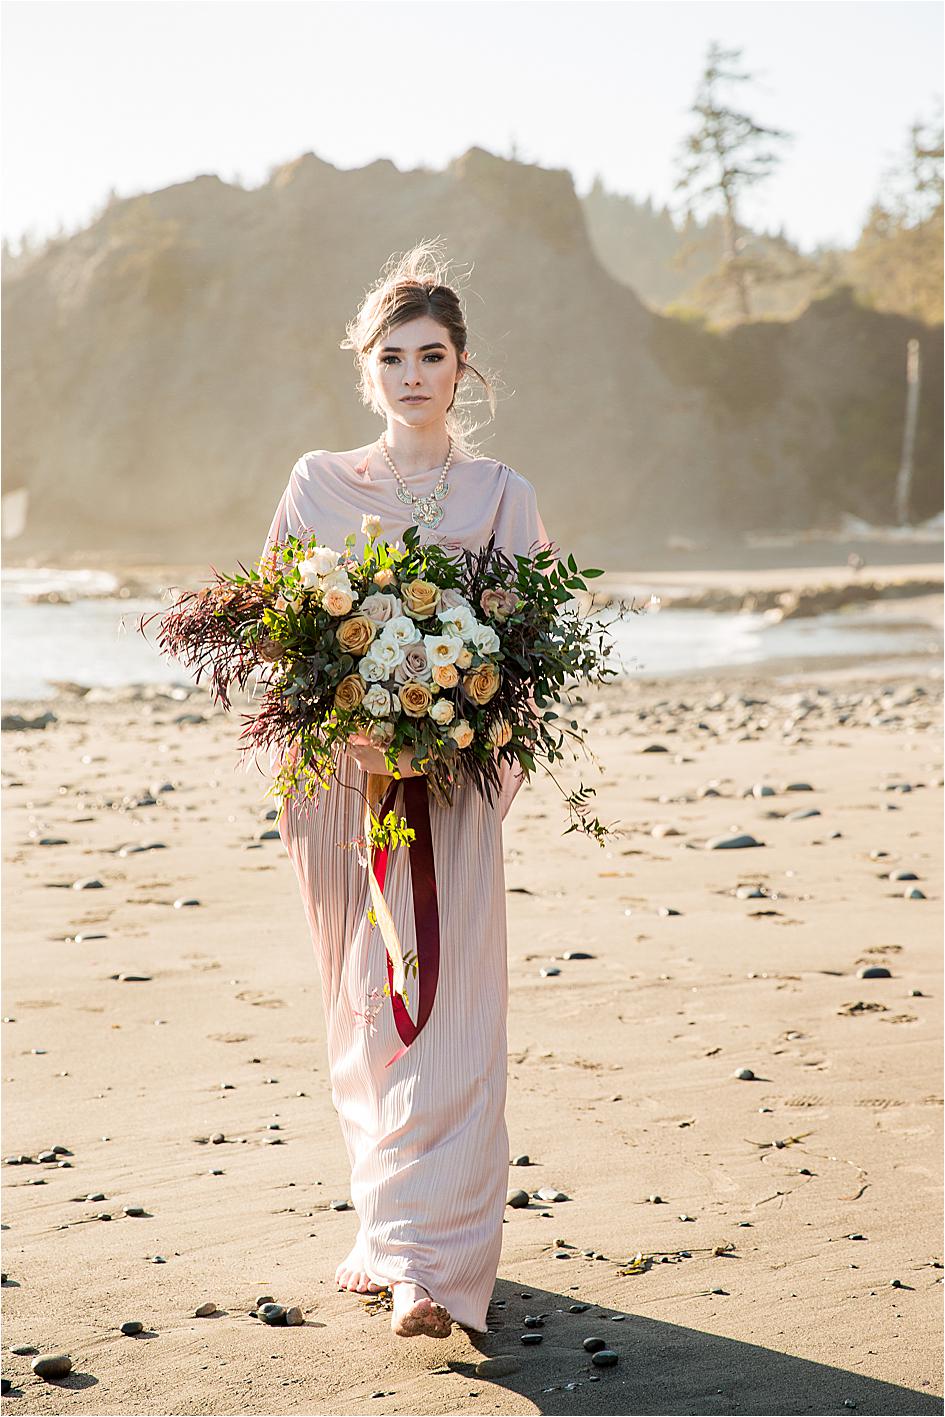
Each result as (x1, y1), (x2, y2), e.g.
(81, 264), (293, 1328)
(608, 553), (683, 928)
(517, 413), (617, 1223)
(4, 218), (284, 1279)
(142, 514), (647, 1056)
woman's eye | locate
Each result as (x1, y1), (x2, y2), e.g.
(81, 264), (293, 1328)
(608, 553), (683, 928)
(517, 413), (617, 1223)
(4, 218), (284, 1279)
(381, 354), (443, 365)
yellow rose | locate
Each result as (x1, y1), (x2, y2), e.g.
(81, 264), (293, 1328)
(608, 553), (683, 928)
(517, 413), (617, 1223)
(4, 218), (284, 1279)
(398, 680), (435, 718)
(432, 662), (459, 688)
(334, 673), (367, 712)
(462, 663), (501, 705)
(335, 614), (377, 656)
(401, 579), (441, 619)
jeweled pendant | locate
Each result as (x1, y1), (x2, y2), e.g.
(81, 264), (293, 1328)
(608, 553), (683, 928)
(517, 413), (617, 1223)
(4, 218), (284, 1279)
(413, 498), (444, 528)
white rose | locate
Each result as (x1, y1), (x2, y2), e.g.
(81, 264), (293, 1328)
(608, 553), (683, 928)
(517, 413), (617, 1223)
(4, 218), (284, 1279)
(362, 683), (393, 717)
(371, 639), (406, 673)
(321, 565), (353, 593)
(379, 614), (422, 648)
(469, 622), (501, 655)
(449, 719), (475, 749)
(361, 513), (383, 539)
(438, 605), (478, 639)
(305, 544), (342, 577)
(296, 557), (324, 588)
(430, 698), (456, 726)
(422, 632), (465, 666)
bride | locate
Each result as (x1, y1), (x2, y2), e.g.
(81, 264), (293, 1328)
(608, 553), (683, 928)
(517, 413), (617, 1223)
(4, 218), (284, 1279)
(258, 239), (551, 1338)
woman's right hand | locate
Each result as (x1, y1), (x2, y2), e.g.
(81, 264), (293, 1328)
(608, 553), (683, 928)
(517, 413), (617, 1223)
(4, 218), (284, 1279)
(344, 732), (426, 778)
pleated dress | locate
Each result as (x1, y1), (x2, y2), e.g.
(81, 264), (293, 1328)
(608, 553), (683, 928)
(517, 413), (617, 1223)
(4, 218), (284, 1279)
(256, 449), (551, 1332)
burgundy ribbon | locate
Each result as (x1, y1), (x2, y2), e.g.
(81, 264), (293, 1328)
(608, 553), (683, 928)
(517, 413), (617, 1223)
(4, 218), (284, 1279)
(371, 776), (441, 1068)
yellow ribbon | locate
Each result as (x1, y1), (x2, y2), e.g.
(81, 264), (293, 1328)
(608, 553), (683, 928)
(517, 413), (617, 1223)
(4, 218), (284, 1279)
(363, 771), (409, 1005)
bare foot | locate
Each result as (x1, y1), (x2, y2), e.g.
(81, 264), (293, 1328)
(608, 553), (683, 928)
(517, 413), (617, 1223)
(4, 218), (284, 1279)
(335, 1244), (385, 1294)
(390, 1280), (453, 1338)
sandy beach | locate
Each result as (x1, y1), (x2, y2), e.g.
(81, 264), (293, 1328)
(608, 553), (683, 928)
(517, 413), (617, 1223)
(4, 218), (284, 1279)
(2, 649), (942, 1414)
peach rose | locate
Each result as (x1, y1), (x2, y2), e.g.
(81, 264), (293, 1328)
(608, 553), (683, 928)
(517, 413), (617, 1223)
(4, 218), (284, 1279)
(334, 673), (367, 712)
(450, 719), (475, 749)
(335, 614), (377, 656)
(486, 716), (513, 747)
(323, 586), (355, 616)
(456, 647), (473, 669)
(372, 567), (395, 588)
(398, 680), (435, 718)
(462, 663), (501, 705)
(401, 579), (441, 619)
(432, 662), (459, 688)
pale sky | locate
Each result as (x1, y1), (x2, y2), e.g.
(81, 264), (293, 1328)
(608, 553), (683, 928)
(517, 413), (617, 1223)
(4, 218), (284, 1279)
(2, 0), (942, 254)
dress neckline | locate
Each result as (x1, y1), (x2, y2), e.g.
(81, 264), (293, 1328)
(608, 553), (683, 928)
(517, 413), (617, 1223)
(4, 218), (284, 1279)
(321, 448), (498, 483)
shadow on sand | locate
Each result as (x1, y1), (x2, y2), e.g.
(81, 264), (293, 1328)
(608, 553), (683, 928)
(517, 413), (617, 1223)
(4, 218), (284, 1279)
(447, 1277), (943, 1416)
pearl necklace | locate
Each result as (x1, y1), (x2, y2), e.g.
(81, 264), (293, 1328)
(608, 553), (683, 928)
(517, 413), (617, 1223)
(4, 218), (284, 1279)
(377, 434), (454, 529)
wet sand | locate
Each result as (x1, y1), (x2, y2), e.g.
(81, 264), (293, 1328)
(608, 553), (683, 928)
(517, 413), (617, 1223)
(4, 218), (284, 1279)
(1, 662), (942, 1415)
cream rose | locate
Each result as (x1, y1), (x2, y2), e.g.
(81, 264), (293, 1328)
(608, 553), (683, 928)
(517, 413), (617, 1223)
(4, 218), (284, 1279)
(361, 513), (383, 540)
(455, 647), (474, 669)
(335, 614), (377, 655)
(323, 586), (355, 616)
(359, 591), (401, 625)
(334, 673), (367, 712)
(362, 684), (393, 718)
(449, 719), (475, 749)
(367, 718), (396, 747)
(462, 663), (501, 705)
(429, 698), (456, 726)
(398, 680), (435, 718)
(432, 662), (459, 689)
(401, 579), (442, 619)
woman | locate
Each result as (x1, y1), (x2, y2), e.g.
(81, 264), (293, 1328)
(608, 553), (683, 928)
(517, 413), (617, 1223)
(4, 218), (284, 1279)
(258, 241), (551, 1340)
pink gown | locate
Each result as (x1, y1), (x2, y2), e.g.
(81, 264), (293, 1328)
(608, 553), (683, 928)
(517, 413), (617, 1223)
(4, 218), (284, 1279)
(257, 449), (551, 1332)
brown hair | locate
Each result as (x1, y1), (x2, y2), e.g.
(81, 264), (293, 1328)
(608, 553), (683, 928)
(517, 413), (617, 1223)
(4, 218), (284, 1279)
(340, 238), (497, 456)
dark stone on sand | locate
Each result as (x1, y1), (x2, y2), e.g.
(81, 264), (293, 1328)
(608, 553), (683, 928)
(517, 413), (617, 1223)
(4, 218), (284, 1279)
(123, 1206), (146, 1217)
(259, 1303), (287, 1325)
(0, 1378), (10, 1395)
(506, 1189), (530, 1208)
(524, 1315), (545, 1327)
(591, 1349), (619, 1367)
(583, 1336), (607, 1352)
(173, 898), (201, 909)
(520, 1331), (543, 1344)
(561, 951), (594, 960)
(569, 1303), (590, 1312)
(857, 966), (892, 979)
(787, 808), (821, 820)
(889, 870), (919, 881)
(511, 1154), (530, 1166)
(72, 877), (104, 890)
(31, 1354), (72, 1380)
(705, 834), (763, 850)
(120, 1321), (144, 1336)
(194, 1301), (217, 1317)
(641, 744), (670, 753)
(329, 1199), (352, 1211)
(734, 1067), (756, 1080)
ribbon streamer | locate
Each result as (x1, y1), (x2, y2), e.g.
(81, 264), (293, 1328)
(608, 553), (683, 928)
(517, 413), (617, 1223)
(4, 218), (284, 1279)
(364, 773), (441, 1068)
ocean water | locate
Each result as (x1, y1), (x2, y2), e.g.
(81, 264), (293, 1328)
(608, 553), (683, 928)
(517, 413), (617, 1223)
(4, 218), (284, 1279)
(1, 569), (939, 703)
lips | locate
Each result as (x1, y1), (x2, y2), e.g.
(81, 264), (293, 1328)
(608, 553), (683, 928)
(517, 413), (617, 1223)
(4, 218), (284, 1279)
(401, 396), (430, 403)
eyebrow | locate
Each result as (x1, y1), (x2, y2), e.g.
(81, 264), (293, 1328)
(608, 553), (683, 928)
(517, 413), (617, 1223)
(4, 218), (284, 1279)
(380, 342), (448, 353)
